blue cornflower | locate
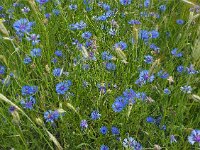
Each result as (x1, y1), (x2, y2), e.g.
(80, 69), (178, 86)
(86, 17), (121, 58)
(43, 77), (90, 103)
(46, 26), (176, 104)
(177, 65), (184, 73)
(128, 20), (141, 25)
(188, 129), (200, 145)
(30, 48), (42, 57)
(146, 116), (155, 123)
(123, 88), (136, 104)
(0, 6), (3, 11)
(104, 10), (114, 18)
(123, 137), (142, 150)
(53, 68), (62, 77)
(102, 3), (110, 11)
(120, 0), (132, 5)
(91, 110), (101, 120)
(139, 30), (149, 41)
(80, 119), (88, 129)
(176, 19), (184, 25)
(186, 64), (198, 74)
(96, 15), (107, 21)
(21, 7), (30, 14)
(51, 58), (57, 64)
(56, 80), (72, 95)
(150, 30), (159, 39)
(26, 34), (40, 45)
(109, 28), (116, 36)
(45, 13), (51, 19)
(161, 125), (167, 130)
(21, 85), (38, 96)
(52, 9), (60, 16)
(164, 88), (171, 95)
(82, 31), (92, 39)
(54, 50), (63, 57)
(36, 0), (49, 5)
(150, 44), (160, 53)
(170, 135), (177, 143)
(102, 51), (113, 60)
(114, 41), (127, 50)
(100, 145), (109, 150)
(157, 70), (169, 79)
(9, 106), (16, 113)
(144, 0), (150, 7)
(82, 64), (90, 70)
(20, 96), (36, 109)
(111, 126), (120, 135)
(135, 70), (155, 86)
(13, 18), (33, 33)
(44, 110), (59, 123)
(69, 21), (87, 30)
(69, 4), (77, 10)
(144, 55), (153, 64)
(171, 48), (183, 57)
(106, 62), (116, 71)
(181, 85), (192, 94)
(136, 92), (147, 101)
(23, 56), (32, 64)
(159, 5), (166, 12)
(97, 83), (107, 94)
(100, 126), (108, 135)
(0, 65), (5, 75)
(112, 101), (124, 112)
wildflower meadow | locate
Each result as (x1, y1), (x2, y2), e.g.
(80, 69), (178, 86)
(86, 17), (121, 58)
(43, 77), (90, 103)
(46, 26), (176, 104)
(0, 0), (200, 149)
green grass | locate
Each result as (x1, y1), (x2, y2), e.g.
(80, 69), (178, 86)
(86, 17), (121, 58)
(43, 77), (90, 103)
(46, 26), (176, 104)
(0, 0), (200, 149)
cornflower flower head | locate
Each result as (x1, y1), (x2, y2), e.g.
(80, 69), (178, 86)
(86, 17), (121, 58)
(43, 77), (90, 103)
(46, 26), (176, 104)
(105, 62), (116, 71)
(100, 126), (108, 135)
(53, 68), (62, 77)
(80, 119), (88, 129)
(111, 126), (120, 135)
(101, 51), (113, 60)
(171, 48), (183, 57)
(123, 88), (137, 104)
(21, 7), (30, 14)
(164, 88), (171, 95)
(100, 145), (109, 150)
(144, 55), (153, 64)
(26, 34), (40, 45)
(149, 30), (159, 39)
(159, 5), (166, 12)
(120, 0), (132, 6)
(170, 135), (177, 143)
(82, 31), (92, 39)
(144, 0), (150, 8)
(135, 70), (155, 86)
(0, 65), (5, 74)
(56, 80), (72, 95)
(69, 21), (87, 30)
(188, 129), (200, 145)
(177, 65), (184, 73)
(55, 50), (63, 57)
(20, 96), (36, 109)
(186, 64), (198, 74)
(176, 19), (184, 25)
(128, 19), (141, 25)
(69, 4), (77, 11)
(114, 41), (127, 50)
(21, 85), (38, 96)
(23, 56), (32, 64)
(91, 110), (101, 120)
(13, 18), (33, 34)
(123, 137), (142, 150)
(180, 85), (192, 94)
(44, 110), (59, 123)
(36, 0), (49, 5)
(30, 48), (42, 57)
